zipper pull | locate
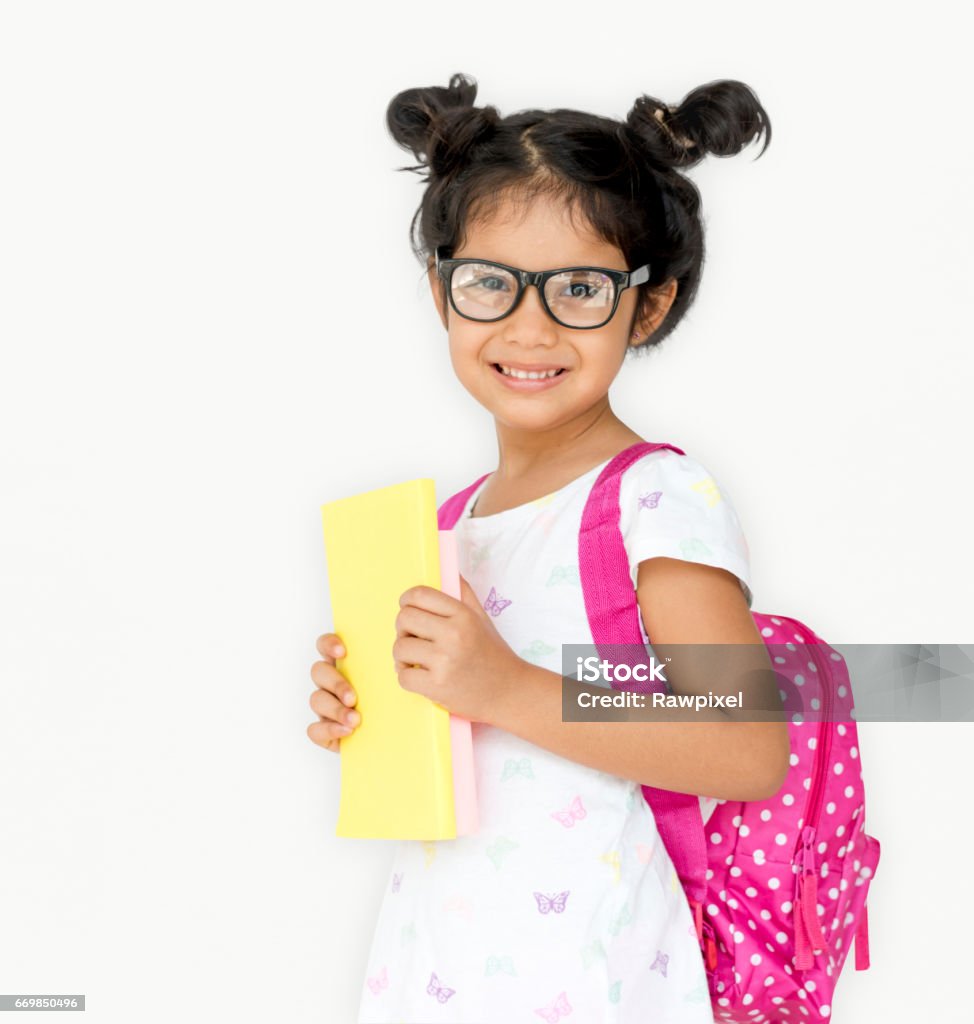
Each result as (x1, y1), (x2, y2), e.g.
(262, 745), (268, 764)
(801, 825), (817, 874)
(793, 824), (832, 969)
(699, 916), (719, 972)
(690, 898), (704, 945)
(705, 934), (718, 971)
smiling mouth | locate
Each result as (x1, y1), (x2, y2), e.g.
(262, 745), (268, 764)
(492, 363), (567, 380)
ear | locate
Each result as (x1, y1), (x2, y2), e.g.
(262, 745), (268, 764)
(427, 263), (449, 331)
(630, 277), (678, 346)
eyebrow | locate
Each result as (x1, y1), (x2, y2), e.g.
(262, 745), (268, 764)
(455, 255), (627, 272)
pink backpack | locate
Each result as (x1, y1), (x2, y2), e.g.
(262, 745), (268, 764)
(438, 441), (880, 1023)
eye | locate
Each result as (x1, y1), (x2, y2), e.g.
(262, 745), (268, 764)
(555, 276), (610, 302)
(564, 281), (600, 300)
(476, 275), (511, 292)
(454, 263), (516, 295)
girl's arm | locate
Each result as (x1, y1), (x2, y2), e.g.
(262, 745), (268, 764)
(490, 557), (790, 802)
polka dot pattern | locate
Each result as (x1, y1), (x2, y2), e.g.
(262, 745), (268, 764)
(690, 614), (881, 1023)
(568, 466), (881, 1022)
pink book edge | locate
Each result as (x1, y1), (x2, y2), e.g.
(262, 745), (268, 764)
(438, 530), (479, 836)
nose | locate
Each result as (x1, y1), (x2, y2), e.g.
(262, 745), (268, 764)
(502, 282), (559, 346)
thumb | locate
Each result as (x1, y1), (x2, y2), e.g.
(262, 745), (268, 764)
(458, 574), (485, 615)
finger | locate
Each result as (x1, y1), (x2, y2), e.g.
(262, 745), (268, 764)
(306, 719), (346, 752)
(398, 585), (458, 616)
(395, 604), (443, 643)
(397, 666), (448, 712)
(309, 688), (361, 731)
(316, 633), (347, 664)
(396, 663), (436, 699)
(392, 634), (434, 673)
(310, 659), (357, 708)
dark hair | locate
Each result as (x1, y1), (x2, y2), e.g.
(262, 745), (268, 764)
(385, 73), (771, 354)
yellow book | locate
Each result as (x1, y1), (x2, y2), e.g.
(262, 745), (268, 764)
(321, 478), (456, 839)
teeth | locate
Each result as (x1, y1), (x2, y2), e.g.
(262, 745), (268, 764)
(498, 364), (562, 380)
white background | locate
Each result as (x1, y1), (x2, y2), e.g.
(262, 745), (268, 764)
(1, 2), (971, 1021)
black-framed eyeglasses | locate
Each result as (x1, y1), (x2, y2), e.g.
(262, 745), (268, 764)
(434, 246), (651, 330)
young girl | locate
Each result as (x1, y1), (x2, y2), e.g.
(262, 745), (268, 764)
(309, 73), (789, 1024)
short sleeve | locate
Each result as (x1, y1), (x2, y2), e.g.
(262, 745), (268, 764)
(618, 449), (753, 609)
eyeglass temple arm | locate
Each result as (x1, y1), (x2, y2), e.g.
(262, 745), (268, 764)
(628, 266), (650, 288)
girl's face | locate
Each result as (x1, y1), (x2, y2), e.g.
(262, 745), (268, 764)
(428, 191), (674, 439)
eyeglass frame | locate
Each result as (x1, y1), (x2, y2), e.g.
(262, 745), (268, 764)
(433, 245), (652, 331)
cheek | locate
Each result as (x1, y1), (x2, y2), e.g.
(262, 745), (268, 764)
(448, 329), (487, 367)
(576, 335), (630, 380)
(445, 333), (483, 387)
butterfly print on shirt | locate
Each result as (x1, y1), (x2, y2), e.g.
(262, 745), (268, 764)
(485, 954), (516, 976)
(391, 872), (402, 892)
(534, 990), (572, 1022)
(442, 894), (474, 922)
(366, 966), (389, 994)
(483, 586), (512, 616)
(550, 795), (586, 828)
(638, 490), (663, 510)
(500, 757), (534, 781)
(599, 850), (621, 884)
(533, 890), (570, 914)
(426, 972), (456, 1003)
(690, 477), (723, 507)
(520, 639), (557, 663)
(546, 564), (580, 586)
(650, 950), (669, 977)
(635, 842), (656, 864)
(679, 537), (712, 559)
(486, 836), (519, 869)
(608, 901), (633, 936)
(528, 491), (557, 508)
(580, 938), (605, 968)
(535, 509), (558, 537)
(467, 541), (492, 571)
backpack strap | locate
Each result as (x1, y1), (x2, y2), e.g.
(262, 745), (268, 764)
(437, 472), (491, 529)
(854, 902), (871, 970)
(578, 441), (709, 913)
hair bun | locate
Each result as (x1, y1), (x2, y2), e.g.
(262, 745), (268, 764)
(386, 72), (498, 179)
(626, 79), (771, 169)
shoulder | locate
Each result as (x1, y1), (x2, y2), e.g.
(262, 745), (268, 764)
(619, 446), (731, 501)
(618, 447), (745, 535)
(617, 447), (753, 609)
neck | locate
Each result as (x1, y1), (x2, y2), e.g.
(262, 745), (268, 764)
(492, 398), (643, 482)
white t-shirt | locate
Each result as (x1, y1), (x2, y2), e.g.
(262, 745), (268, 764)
(356, 447), (752, 1024)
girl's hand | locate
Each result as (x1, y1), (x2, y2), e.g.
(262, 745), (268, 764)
(393, 574), (523, 723)
(308, 632), (360, 752)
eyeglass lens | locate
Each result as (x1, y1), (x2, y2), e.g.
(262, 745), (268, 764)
(450, 262), (617, 328)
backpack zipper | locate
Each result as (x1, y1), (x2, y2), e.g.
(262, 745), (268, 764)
(793, 622), (833, 835)
(773, 615), (834, 969)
